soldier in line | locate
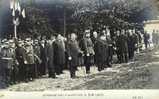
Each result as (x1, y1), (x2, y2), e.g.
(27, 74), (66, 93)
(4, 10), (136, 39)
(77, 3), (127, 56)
(24, 38), (35, 81)
(8, 40), (19, 84)
(0, 41), (14, 84)
(15, 40), (27, 82)
(67, 33), (82, 78)
(80, 30), (95, 74)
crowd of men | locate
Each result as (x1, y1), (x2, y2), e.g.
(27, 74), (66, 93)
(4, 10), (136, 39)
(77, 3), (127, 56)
(0, 28), (150, 85)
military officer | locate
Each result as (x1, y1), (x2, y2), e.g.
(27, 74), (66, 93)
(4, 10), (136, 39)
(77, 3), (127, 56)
(15, 40), (27, 82)
(80, 30), (95, 74)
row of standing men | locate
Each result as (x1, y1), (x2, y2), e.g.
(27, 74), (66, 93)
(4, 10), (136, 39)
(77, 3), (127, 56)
(0, 29), (149, 85)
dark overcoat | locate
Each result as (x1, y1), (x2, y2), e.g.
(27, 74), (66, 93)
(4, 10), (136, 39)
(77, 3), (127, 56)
(116, 34), (128, 54)
(94, 39), (108, 64)
(66, 40), (81, 66)
(53, 40), (66, 65)
(46, 41), (55, 71)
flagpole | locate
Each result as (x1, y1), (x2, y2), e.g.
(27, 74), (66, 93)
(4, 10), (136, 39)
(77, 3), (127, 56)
(14, 22), (17, 39)
(11, 0), (25, 39)
(13, 0), (17, 39)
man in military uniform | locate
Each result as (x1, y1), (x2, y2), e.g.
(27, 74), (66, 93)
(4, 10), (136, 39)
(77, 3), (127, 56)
(0, 41), (14, 85)
(80, 30), (95, 74)
(24, 38), (35, 81)
(15, 40), (27, 82)
(8, 39), (19, 84)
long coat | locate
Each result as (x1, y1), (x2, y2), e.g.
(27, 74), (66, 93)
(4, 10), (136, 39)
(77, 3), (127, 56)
(54, 40), (66, 65)
(25, 44), (35, 64)
(80, 37), (95, 65)
(15, 46), (26, 65)
(116, 34), (128, 54)
(94, 39), (108, 64)
(127, 34), (138, 52)
(66, 40), (81, 66)
(46, 41), (55, 70)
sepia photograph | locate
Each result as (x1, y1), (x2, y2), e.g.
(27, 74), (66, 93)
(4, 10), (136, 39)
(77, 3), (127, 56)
(0, 0), (159, 95)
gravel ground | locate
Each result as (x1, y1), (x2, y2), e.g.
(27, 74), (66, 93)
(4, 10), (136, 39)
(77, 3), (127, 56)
(1, 48), (159, 91)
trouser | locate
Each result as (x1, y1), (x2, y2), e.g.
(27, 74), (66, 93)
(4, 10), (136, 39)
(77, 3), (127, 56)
(69, 65), (76, 78)
(108, 46), (113, 63)
(84, 56), (93, 74)
(18, 63), (26, 81)
(34, 63), (39, 78)
(10, 65), (19, 83)
(40, 62), (46, 76)
(118, 53), (128, 63)
(97, 63), (104, 72)
(4, 68), (12, 84)
(85, 64), (91, 74)
(144, 42), (148, 49)
(128, 49), (135, 60)
(26, 64), (35, 80)
(48, 67), (56, 78)
(55, 65), (63, 75)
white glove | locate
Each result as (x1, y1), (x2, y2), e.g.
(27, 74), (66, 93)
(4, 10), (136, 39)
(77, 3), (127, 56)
(87, 53), (90, 56)
(68, 57), (72, 60)
(24, 61), (27, 64)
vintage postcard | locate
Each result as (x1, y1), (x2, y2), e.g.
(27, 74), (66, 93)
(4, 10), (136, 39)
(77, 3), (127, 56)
(0, 0), (159, 99)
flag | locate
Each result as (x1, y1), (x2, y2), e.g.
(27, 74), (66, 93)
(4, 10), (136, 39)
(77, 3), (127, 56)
(17, 1), (21, 13)
(10, 0), (14, 10)
(22, 9), (26, 18)
(12, 10), (15, 16)
(14, 1), (18, 11)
